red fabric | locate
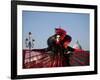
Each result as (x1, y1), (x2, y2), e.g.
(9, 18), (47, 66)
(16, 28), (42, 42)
(74, 49), (84, 52)
(55, 28), (67, 35)
(23, 49), (89, 68)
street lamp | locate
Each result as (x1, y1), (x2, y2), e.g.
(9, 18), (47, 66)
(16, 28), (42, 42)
(25, 32), (35, 68)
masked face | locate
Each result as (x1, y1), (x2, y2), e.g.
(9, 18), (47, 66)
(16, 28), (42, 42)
(56, 35), (60, 44)
(56, 35), (60, 41)
(56, 34), (66, 44)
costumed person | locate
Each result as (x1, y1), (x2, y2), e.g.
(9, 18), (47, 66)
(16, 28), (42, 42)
(47, 27), (75, 66)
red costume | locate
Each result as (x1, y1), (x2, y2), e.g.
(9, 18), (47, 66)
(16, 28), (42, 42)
(47, 28), (75, 66)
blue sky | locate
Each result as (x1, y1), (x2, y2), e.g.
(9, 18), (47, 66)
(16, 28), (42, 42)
(22, 11), (90, 50)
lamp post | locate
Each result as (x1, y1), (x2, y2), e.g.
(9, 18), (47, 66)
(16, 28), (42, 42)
(25, 32), (35, 68)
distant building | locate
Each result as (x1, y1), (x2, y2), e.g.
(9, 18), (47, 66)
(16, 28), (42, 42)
(73, 40), (82, 49)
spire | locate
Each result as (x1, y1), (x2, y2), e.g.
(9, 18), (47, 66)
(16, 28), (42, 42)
(73, 40), (82, 49)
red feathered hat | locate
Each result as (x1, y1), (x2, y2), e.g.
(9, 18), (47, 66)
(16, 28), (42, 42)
(55, 28), (67, 35)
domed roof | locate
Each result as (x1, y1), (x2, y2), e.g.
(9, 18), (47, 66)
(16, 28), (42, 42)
(73, 40), (82, 49)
